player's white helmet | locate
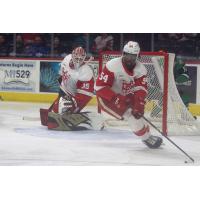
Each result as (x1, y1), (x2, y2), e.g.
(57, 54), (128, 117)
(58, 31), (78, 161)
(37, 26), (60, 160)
(72, 47), (86, 69)
(123, 41), (140, 57)
(122, 41), (140, 70)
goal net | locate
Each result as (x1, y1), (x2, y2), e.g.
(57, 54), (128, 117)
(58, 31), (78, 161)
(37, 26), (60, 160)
(98, 51), (200, 136)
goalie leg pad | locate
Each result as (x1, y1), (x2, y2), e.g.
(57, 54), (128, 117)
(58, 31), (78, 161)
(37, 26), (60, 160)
(40, 108), (49, 126)
(47, 112), (104, 131)
(47, 112), (91, 131)
(40, 96), (60, 126)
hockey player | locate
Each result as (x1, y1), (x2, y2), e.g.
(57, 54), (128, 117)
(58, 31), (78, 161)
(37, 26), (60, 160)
(95, 41), (163, 148)
(40, 47), (103, 131)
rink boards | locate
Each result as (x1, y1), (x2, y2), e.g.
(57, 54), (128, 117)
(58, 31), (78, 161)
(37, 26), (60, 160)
(0, 91), (97, 105)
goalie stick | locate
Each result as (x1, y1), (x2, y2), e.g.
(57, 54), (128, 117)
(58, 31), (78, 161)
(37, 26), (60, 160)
(142, 116), (195, 163)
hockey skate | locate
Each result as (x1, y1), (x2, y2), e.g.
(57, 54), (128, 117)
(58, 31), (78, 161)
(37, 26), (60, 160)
(143, 135), (163, 149)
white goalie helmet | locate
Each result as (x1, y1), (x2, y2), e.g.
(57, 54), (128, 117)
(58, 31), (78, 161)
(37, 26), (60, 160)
(71, 47), (86, 69)
(123, 41), (140, 57)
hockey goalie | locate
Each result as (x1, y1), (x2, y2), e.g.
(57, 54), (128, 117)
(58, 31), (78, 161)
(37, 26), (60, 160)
(40, 47), (103, 131)
(95, 41), (163, 148)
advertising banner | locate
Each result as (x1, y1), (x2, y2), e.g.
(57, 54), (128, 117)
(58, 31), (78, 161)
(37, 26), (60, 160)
(40, 61), (61, 93)
(0, 58), (99, 94)
(0, 60), (38, 92)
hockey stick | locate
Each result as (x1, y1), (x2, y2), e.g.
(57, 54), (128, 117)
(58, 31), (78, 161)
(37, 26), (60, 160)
(142, 116), (195, 163)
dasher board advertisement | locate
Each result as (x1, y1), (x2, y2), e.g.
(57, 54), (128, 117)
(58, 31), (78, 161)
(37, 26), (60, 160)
(0, 60), (39, 92)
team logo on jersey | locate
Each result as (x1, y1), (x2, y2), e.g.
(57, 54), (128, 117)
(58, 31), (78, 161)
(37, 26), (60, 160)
(122, 80), (135, 95)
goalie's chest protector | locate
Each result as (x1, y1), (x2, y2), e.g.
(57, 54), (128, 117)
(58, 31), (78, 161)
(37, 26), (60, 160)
(106, 57), (146, 96)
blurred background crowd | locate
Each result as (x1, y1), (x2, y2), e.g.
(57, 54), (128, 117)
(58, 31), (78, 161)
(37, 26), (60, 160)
(0, 33), (199, 58)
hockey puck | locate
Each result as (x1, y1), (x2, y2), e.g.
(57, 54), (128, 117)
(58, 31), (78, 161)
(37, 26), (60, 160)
(184, 161), (188, 163)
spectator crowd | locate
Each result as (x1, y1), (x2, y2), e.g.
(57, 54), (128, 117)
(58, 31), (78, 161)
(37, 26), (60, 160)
(0, 33), (200, 58)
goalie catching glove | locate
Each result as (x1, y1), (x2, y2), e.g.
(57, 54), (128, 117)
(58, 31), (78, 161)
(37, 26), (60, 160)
(59, 94), (79, 114)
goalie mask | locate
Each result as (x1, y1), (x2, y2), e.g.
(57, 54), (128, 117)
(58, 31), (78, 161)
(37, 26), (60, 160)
(122, 41), (140, 71)
(71, 47), (86, 69)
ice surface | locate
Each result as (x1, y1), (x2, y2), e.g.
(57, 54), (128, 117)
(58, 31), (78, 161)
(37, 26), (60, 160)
(0, 101), (200, 166)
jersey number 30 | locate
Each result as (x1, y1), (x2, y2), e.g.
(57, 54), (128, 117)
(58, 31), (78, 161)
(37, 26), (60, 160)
(99, 72), (108, 83)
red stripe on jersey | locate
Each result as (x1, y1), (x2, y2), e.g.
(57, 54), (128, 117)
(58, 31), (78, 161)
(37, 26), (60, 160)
(134, 75), (147, 89)
(134, 75), (148, 98)
(75, 78), (94, 111)
(74, 93), (92, 111)
(76, 78), (94, 93)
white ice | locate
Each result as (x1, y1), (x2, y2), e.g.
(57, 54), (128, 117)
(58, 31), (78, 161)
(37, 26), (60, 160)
(0, 101), (200, 166)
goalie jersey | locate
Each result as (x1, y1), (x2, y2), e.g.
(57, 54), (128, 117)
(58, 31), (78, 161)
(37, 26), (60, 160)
(59, 54), (94, 97)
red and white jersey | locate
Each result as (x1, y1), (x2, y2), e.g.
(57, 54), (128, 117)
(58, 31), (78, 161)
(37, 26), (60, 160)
(95, 57), (147, 99)
(60, 54), (94, 97)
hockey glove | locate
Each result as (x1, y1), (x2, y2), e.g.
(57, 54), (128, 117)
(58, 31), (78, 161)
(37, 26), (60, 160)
(132, 96), (145, 119)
